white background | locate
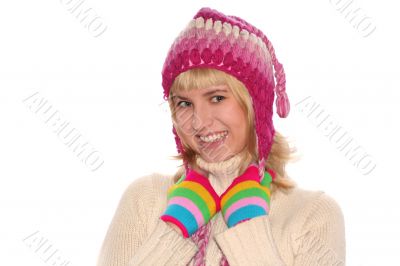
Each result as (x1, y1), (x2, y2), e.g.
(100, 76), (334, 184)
(0, 0), (399, 265)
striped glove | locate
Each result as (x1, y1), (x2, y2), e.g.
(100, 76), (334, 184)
(220, 163), (274, 228)
(160, 168), (221, 238)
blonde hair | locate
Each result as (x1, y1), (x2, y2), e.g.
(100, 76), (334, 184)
(167, 68), (298, 193)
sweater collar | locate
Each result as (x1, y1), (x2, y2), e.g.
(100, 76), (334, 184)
(194, 149), (254, 196)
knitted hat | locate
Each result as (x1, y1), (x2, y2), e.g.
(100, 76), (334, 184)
(161, 7), (290, 180)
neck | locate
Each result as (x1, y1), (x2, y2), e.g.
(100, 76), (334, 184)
(192, 149), (254, 196)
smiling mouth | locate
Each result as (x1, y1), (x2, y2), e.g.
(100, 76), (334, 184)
(198, 131), (229, 148)
(197, 130), (227, 138)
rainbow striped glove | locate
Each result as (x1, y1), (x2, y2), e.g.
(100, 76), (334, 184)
(220, 164), (274, 228)
(160, 168), (221, 238)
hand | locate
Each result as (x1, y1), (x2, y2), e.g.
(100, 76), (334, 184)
(160, 168), (220, 238)
(220, 163), (274, 228)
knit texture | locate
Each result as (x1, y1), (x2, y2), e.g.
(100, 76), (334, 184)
(191, 222), (212, 266)
(97, 150), (346, 265)
(220, 163), (273, 228)
(190, 149), (250, 265)
(190, 154), (275, 265)
(160, 168), (220, 238)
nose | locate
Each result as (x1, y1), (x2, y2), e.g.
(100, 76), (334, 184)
(192, 106), (213, 132)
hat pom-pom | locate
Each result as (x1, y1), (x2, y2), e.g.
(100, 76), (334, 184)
(276, 90), (290, 118)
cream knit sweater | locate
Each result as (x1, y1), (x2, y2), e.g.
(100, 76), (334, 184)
(96, 150), (346, 265)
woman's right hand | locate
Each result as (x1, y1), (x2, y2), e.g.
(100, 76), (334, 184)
(160, 168), (220, 238)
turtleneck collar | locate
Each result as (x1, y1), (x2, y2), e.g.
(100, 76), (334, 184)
(193, 149), (254, 196)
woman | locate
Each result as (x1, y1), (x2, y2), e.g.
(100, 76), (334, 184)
(97, 7), (346, 266)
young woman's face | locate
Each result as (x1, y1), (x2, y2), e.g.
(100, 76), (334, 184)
(172, 84), (248, 163)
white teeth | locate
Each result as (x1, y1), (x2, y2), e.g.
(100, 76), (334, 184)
(200, 131), (228, 143)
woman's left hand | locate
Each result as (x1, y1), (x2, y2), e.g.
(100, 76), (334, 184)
(220, 164), (274, 228)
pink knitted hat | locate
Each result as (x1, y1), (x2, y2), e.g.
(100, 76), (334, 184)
(161, 7), (290, 179)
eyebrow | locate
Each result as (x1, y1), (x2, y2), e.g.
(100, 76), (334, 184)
(171, 89), (228, 100)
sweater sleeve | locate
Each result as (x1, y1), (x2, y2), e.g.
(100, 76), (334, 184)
(291, 193), (346, 265)
(214, 215), (285, 266)
(96, 175), (199, 266)
(214, 192), (346, 266)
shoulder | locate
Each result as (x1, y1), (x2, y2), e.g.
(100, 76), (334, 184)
(291, 187), (344, 220)
(273, 186), (345, 229)
(284, 187), (345, 237)
(281, 187), (346, 259)
(121, 172), (175, 203)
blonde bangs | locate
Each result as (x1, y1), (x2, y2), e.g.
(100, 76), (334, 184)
(170, 67), (232, 94)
